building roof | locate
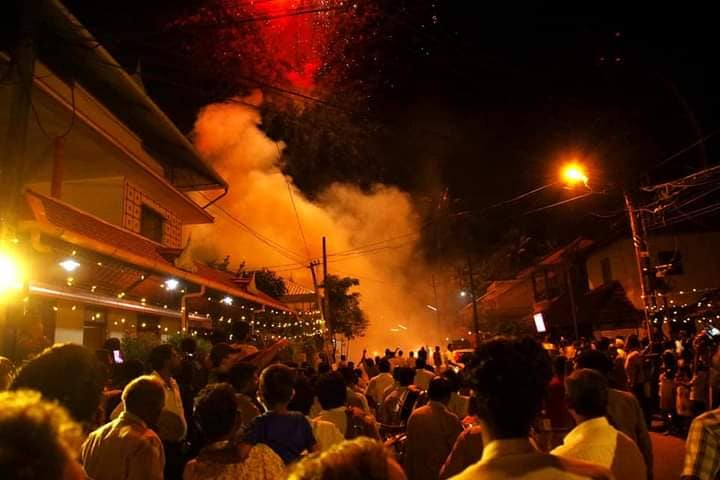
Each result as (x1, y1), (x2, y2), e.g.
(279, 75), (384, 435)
(36, 0), (227, 192)
(21, 190), (291, 311)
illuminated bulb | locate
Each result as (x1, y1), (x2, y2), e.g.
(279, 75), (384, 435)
(71, 305), (77, 311)
(164, 278), (179, 291)
(221, 296), (233, 305)
(59, 259), (80, 272)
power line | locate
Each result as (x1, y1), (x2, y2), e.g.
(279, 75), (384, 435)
(197, 192), (308, 264)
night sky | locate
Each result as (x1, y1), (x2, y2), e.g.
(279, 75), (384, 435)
(60, 0), (720, 256)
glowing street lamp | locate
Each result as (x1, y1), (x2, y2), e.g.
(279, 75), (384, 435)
(59, 259), (80, 272)
(0, 251), (25, 298)
(561, 162), (589, 187)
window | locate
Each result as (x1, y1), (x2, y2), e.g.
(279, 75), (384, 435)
(83, 309), (107, 350)
(140, 205), (164, 243)
(657, 250), (684, 275)
(601, 258), (612, 285)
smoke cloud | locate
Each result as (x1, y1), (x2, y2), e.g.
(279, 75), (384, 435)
(190, 92), (441, 355)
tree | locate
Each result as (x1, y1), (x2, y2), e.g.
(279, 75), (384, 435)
(324, 274), (369, 344)
(253, 269), (287, 299)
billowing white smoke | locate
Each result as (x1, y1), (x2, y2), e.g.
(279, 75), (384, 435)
(190, 92), (441, 356)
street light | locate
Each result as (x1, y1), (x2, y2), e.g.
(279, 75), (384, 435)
(0, 250), (25, 298)
(561, 162), (589, 187)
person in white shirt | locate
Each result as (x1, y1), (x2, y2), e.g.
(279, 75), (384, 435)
(366, 359), (394, 407)
(82, 376), (166, 480)
(414, 358), (435, 391)
(449, 338), (611, 480)
(552, 368), (647, 479)
(148, 344), (187, 442)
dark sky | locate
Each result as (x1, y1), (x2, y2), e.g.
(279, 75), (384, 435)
(61, 0), (720, 251)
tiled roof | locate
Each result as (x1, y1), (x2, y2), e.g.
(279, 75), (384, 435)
(24, 190), (290, 310)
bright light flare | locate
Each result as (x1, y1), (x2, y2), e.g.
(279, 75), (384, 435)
(164, 278), (179, 291)
(221, 296), (234, 306)
(425, 304), (438, 312)
(0, 252), (25, 296)
(59, 259), (80, 272)
(459, 291), (467, 298)
(561, 162), (589, 187)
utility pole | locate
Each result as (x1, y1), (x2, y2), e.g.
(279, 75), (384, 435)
(321, 236), (334, 359)
(624, 192), (654, 340)
(466, 254), (481, 347)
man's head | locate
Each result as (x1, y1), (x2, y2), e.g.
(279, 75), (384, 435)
(259, 364), (296, 408)
(11, 344), (104, 425)
(230, 321), (251, 343)
(396, 367), (415, 387)
(469, 337), (552, 440)
(552, 355), (568, 378)
(441, 369), (461, 393)
(340, 354), (347, 362)
(626, 334), (640, 351)
(435, 346), (440, 352)
(316, 372), (348, 410)
(575, 350), (612, 377)
(148, 344), (179, 374)
(122, 375), (165, 428)
(364, 358), (375, 368)
(209, 343), (237, 373)
(428, 377), (453, 404)
(288, 436), (406, 480)
(194, 383), (239, 442)
(227, 362), (259, 395)
(180, 337), (197, 355)
(0, 390), (85, 480)
(564, 368), (609, 422)
(339, 366), (358, 387)
(397, 350), (404, 358)
(318, 362), (331, 375)
(378, 358), (391, 373)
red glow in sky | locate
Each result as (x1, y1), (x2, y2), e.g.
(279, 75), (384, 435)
(247, 0), (338, 91)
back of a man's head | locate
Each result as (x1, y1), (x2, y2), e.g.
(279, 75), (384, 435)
(316, 372), (348, 410)
(378, 358), (391, 373)
(428, 377), (453, 403)
(0, 390), (83, 480)
(469, 337), (552, 439)
(180, 337), (197, 355)
(230, 321), (251, 343)
(260, 364), (296, 407)
(576, 350), (612, 377)
(227, 361), (258, 394)
(194, 383), (238, 442)
(148, 344), (173, 372)
(396, 367), (415, 387)
(11, 344), (104, 425)
(122, 375), (165, 426)
(565, 368), (608, 420)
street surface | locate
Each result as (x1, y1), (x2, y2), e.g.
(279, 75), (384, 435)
(651, 432), (685, 480)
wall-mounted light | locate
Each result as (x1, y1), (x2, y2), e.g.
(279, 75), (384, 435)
(59, 259), (80, 272)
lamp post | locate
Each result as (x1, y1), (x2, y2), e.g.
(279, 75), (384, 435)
(560, 161), (653, 340)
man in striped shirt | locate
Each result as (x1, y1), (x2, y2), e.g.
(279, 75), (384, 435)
(682, 408), (720, 480)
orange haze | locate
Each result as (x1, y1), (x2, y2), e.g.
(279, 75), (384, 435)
(189, 92), (443, 356)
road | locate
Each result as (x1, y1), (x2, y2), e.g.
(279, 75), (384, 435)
(652, 432), (685, 480)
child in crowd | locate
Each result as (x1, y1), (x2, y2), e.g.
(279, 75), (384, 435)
(676, 364), (694, 435)
(242, 364), (316, 464)
(658, 362), (676, 434)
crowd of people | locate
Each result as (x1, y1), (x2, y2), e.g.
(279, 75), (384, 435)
(2, 321), (720, 479)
